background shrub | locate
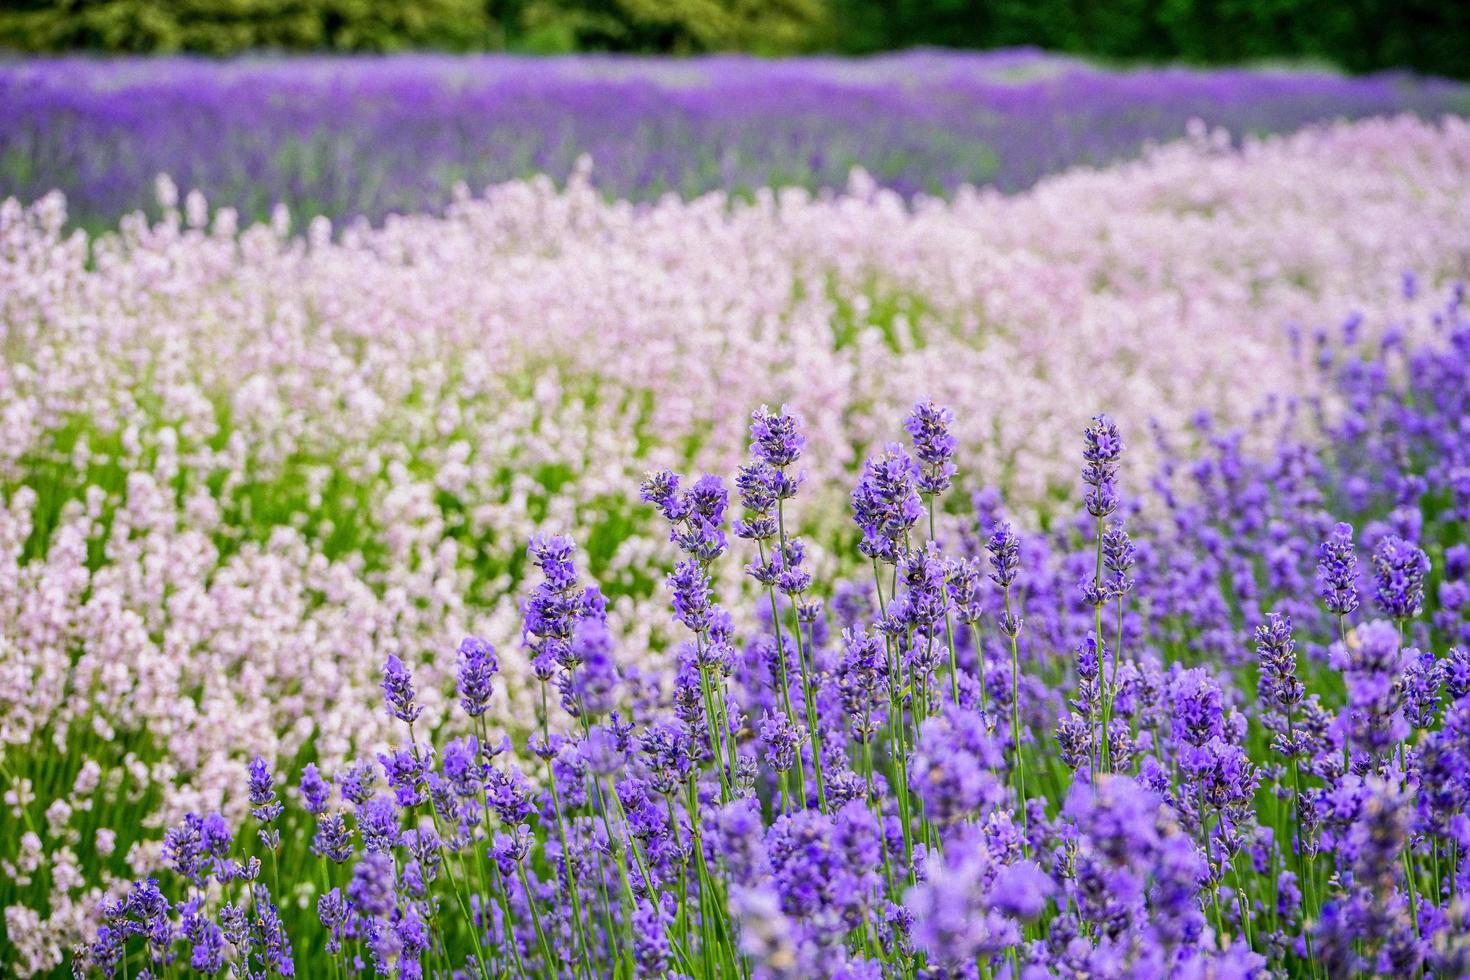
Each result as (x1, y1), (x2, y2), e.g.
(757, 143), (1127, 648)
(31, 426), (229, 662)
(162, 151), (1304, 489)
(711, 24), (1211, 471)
(2, 0), (1468, 78)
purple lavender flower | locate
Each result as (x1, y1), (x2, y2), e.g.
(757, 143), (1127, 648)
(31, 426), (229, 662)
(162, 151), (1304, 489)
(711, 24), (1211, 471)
(299, 764), (330, 816)
(986, 522), (1020, 590)
(710, 797), (770, 887)
(347, 852), (397, 918)
(524, 534), (608, 702)
(1318, 521), (1361, 617)
(1401, 649), (1442, 729)
(632, 897), (673, 976)
(757, 712), (806, 773)
(836, 629), (888, 742)
(766, 804), (881, 935)
(904, 828), (1020, 967)
(1064, 774), (1165, 865)
(252, 886), (295, 976)
(904, 400), (958, 496)
(1169, 667), (1225, 748)
(910, 703), (1004, 825)
(485, 764), (535, 826)
(886, 543), (949, 640)
(1451, 466), (1470, 524)
(639, 469), (686, 522)
(749, 405), (805, 468)
(1056, 715), (1095, 772)
(851, 444), (923, 565)
(163, 812), (231, 887)
(831, 800), (884, 917)
(644, 469), (730, 561)
(1332, 619), (1411, 763)
(380, 747), (427, 808)
(945, 557), (984, 626)
(338, 759), (377, 805)
(358, 797), (401, 854)
(1255, 613), (1304, 709)
(440, 736), (483, 794)
(639, 720), (696, 795)
(988, 860), (1054, 920)
(528, 532), (578, 589)
(381, 654), (421, 725)
(1102, 520), (1135, 599)
(667, 560), (715, 633)
(456, 636), (498, 718)
(561, 616), (621, 718)
(247, 757), (283, 851)
(1446, 647), (1470, 701)
(396, 905), (429, 974)
(1446, 544), (1470, 582)
(1372, 534), (1430, 620)
(775, 538), (812, 597)
(187, 915), (226, 973)
(733, 461), (780, 541)
(317, 887), (347, 953)
(1082, 414), (1124, 518)
(312, 813), (353, 864)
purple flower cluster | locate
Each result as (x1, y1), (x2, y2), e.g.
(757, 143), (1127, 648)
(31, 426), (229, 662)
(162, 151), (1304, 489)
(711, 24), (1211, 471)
(72, 284), (1470, 980)
(6, 52), (1467, 232)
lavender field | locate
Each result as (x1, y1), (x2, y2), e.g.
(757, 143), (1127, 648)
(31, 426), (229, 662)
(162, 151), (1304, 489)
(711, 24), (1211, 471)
(3, 52), (1470, 980)
(3, 50), (1469, 229)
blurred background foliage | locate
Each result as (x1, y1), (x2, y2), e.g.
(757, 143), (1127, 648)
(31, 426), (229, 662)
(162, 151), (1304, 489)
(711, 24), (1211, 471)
(0, 0), (1467, 77)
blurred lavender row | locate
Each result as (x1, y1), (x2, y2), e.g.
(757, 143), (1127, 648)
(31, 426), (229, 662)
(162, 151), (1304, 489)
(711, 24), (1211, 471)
(3, 48), (1467, 229)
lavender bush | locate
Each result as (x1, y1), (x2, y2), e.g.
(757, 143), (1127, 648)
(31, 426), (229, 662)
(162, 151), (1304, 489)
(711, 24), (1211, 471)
(41, 281), (1470, 978)
(2, 49), (1468, 230)
(3, 112), (1470, 975)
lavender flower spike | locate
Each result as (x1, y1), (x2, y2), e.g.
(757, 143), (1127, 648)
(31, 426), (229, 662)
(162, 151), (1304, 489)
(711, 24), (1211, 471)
(381, 654), (422, 725)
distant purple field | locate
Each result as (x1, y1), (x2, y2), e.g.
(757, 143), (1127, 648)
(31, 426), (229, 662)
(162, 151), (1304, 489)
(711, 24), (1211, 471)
(2, 48), (1467, 228)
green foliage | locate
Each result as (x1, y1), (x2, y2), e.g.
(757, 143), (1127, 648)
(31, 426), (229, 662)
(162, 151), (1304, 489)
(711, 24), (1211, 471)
(0, 0), (830, 54)
(512, 0), (829, 53)
(0, 0), (499, 54)
(828, 0), (1470, 79)
(0, 0), (1466, 76)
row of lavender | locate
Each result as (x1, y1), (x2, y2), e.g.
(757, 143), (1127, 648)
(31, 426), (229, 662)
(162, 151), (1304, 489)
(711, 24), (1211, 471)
(61, 284), (1470, 979)
(3, 50), (1468, 229)
(3, 115), (1468, 977)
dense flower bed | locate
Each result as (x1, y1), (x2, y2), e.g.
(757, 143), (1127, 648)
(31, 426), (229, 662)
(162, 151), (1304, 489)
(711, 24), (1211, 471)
(2, 50), (1467, 230)
(25, 283), (1470, 978)
(2, 113), (1470, 976)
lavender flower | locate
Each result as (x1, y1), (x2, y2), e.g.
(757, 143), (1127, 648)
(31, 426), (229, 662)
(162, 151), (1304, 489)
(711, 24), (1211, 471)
(1082, 414), (1124, 518)
(1372, 534), (1430, 620)
(836, 629), (888, 742)
(1401, 649), (1442, 729)
(749, 405), (805, 468)
(851, 445), (923, 564)
(298, 764), (330, 816)
(1255, 613), (1304, 709)
(1318, 521), (1361, 617)
(348, 852), (397, 919)
(338, 760), (377, 805)
(904, 400), (958, 496)
(734, 461), (780, 541)
(1332, 619), (1411, 763)
(632, 898), (673, 976)
(456, 636), (498, 718)
(986, 522), (1020, 590)
(381, 654), (421, 725)
(312, 814), (354, 864)
(904, 829), (1020, 967)
(910, 703), (1005, 825)
(758, 712), (806, 773)
(1102, 520), (1135, 599)
(248, 756), (283, 851)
